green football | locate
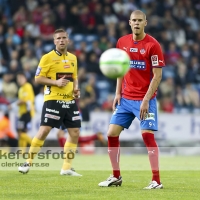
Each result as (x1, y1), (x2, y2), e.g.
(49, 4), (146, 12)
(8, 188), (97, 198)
(99, 48), (130, 79)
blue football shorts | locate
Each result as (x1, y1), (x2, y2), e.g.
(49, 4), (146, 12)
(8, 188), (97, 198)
(110, 97), (158, 131)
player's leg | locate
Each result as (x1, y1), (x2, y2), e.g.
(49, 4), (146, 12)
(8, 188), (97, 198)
(18, 125), (52, 174)
(138, 97), (163, 189)
(18, 100), (64, 174)
(99, 98), (134, 187)
(57, 124), (106, 147)
(17, 112), (32, 154)
(57, 127), (66, 147)
(142, 130), (163, 189)
(7, 137), (18, 152)
(60, 100), (82, 176)
(60, 127), (82, 176)
(77, 131), (106, 145)
(98, 124), (123, 187)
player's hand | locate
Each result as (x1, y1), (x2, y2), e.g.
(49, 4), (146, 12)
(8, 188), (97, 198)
(56, 75), (70, 87)
(73, 89), (80, 99)
(112, 94), (121, 111)
(140, 99), (149, 120)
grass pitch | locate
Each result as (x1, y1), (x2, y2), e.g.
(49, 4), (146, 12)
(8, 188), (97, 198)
(0, 155), (200, 200)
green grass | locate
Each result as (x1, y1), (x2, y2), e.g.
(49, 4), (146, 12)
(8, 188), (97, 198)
(0, 155), (200, 200)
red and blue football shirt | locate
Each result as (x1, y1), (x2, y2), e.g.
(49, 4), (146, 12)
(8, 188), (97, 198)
(116, 34), (165, 100)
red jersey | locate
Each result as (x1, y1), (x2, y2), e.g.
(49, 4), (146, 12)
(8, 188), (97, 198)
(116, 34), (165, 100)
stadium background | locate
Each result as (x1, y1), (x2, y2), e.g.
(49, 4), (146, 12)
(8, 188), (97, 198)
(0, 0), (200, 151)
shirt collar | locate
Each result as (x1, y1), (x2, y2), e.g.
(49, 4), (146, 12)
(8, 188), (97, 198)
(54, 49), (68, 56)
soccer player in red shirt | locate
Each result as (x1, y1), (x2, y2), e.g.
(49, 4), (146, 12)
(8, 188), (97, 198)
(98, 10), (165, 189)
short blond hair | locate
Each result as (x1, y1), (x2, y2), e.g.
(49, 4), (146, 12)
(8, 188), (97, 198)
(53, 29), (67, 37)
(130, 10), (146, 20)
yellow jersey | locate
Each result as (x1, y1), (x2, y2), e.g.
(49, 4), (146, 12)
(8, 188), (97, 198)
(18, 82), (35, 117)
(35, 50), (78, 102)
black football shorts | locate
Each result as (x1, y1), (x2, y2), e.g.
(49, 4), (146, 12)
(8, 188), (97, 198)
(17, 111), (31, 132)
(40, 100), (81, 128)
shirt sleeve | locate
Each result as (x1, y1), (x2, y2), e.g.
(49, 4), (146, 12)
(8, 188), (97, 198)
(35, 54), (49, 78)
(72, 56), (78, 80)
(150, 42), (165, 68)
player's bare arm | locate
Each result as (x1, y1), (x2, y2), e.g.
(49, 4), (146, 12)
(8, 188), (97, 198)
(73, 79), (80, 99)
(113, 77), (123, 111)
(35, 76), (70, 87)
(140, 68), (162, 120)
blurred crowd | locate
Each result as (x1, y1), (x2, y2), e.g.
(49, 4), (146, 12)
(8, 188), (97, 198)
(0, 0), (200, 118)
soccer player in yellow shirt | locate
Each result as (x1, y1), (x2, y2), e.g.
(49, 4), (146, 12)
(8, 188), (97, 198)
(18, 29), (82, 176)
(16, 72), (35, 152)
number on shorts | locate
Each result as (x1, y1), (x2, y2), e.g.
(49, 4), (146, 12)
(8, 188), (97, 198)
(44, 86), (51, 95)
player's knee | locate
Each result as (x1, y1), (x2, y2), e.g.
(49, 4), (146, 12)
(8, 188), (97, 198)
(107, 124), (122, 137)
(57, 130), (65, 138)
(107, 130), (118, 137)
(68, 128), (80, 139)
(36, 126), (52, 140)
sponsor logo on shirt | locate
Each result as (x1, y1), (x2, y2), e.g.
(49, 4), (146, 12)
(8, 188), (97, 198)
(140, 49), (146, 54)
(62, 104), (70, 108)
(56, 100), (75, 104)
(46, 108), (59, 114)
(151, 55), (159, 66)
(130, 48), (138, 52)
(56, 73), (73, 81)
(72, 116), (81, 121)
(35, 67), (42, 76)
(130, 60), (146, 70)
(45, 114), (60, 120)
(62, 60), (68, 62)
(64, 65), (70, 68)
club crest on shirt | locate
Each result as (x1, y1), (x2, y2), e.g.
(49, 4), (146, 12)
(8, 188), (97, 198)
(140, 49), (146, 54)
(151, 55), (159, 66)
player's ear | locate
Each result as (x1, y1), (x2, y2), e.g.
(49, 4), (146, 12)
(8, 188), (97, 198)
(67, 38), (71, 45)
(129, 20), (131, 26)
(145, 20), (147, 27)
